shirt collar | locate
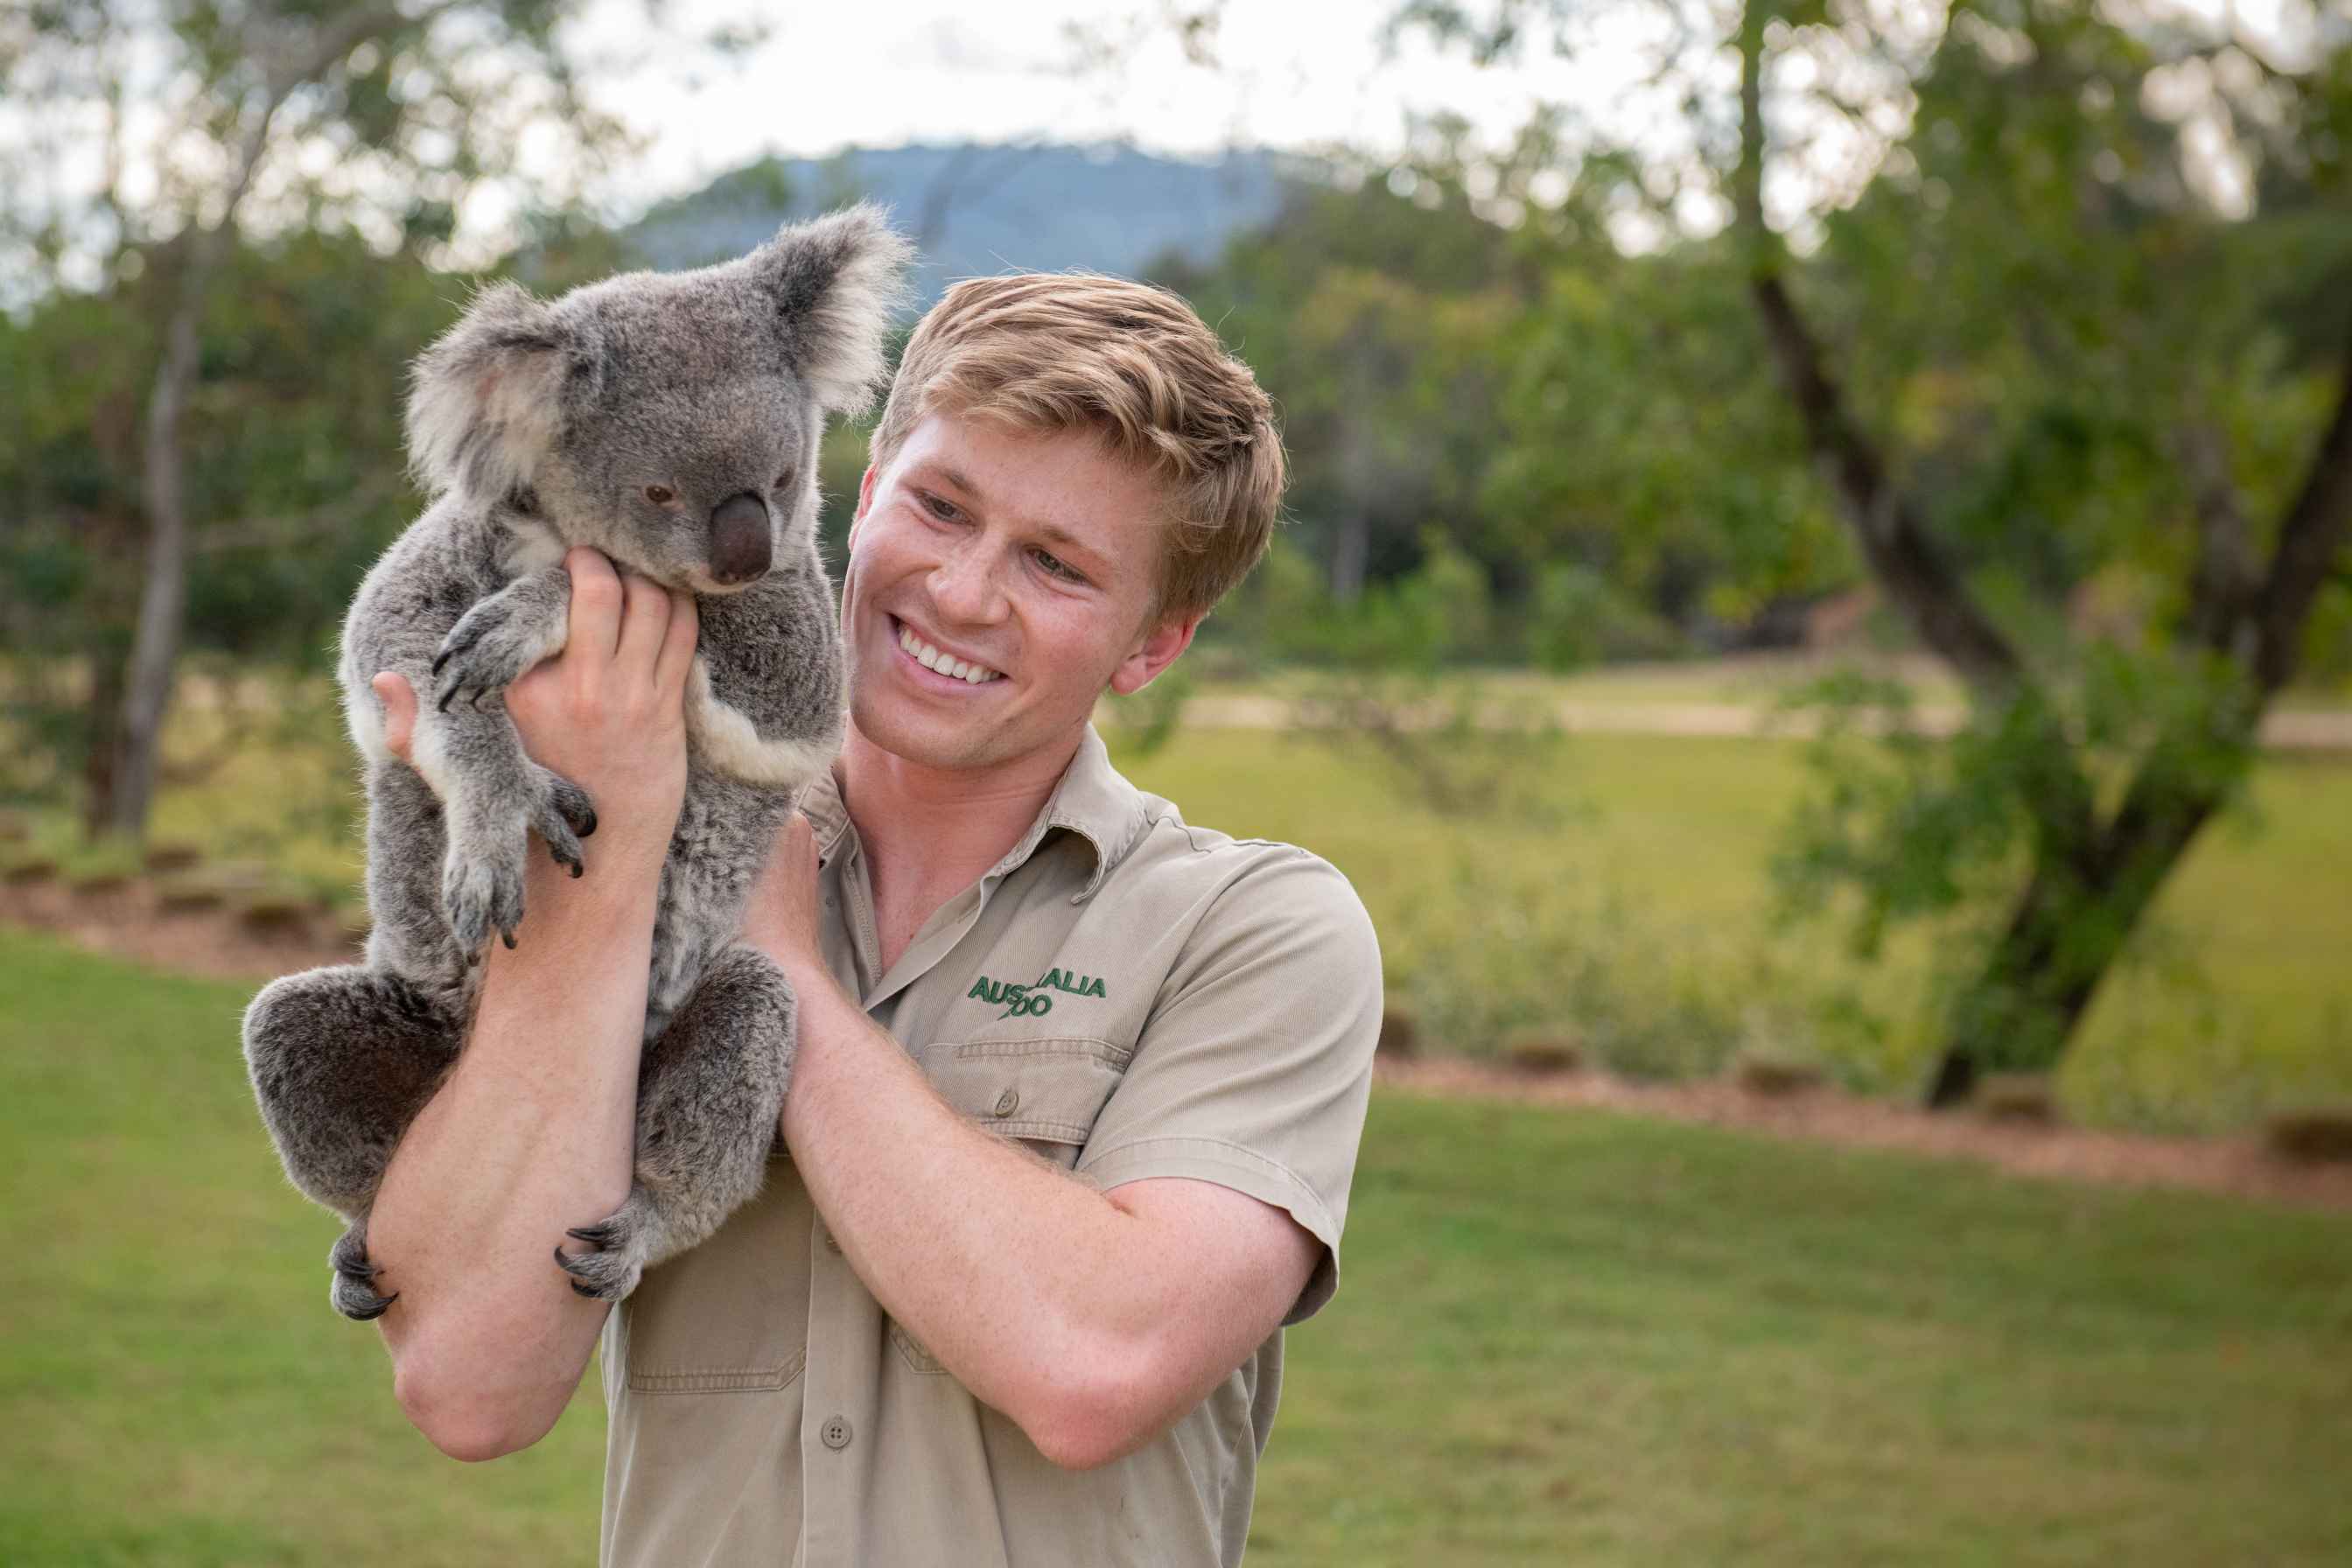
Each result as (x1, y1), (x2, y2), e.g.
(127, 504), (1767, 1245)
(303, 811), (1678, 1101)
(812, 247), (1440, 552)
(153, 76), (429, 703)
(802, 724), (1150, 903)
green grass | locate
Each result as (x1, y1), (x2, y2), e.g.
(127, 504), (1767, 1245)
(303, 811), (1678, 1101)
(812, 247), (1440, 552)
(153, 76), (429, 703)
(5, 929), (2349, 1564)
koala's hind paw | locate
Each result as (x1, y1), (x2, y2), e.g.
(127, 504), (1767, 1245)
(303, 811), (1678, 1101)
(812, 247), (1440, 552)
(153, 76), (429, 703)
(433, 592), (564, 713)
(556, 1188), (660, 1301)
(329, 1224), (397, 1322)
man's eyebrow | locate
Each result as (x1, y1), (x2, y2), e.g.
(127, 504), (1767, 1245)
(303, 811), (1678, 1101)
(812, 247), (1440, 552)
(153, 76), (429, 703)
(929, 463), (983, 500)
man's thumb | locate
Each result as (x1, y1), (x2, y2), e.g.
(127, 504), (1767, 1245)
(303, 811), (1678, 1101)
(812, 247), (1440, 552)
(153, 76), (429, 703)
(370, 671), (419, 763)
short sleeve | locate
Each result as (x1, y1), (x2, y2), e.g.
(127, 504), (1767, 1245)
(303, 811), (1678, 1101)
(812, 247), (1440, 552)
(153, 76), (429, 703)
(1074, 848), (1382, 1326)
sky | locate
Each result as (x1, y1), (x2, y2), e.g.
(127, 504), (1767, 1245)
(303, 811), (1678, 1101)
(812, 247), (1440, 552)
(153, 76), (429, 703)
(562, 0), (1607, 211)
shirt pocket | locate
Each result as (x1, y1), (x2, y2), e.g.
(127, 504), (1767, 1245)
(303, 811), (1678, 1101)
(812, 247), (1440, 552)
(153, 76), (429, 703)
(618, 1171), (811, 1394)
(924, 1036), (1131, 1171)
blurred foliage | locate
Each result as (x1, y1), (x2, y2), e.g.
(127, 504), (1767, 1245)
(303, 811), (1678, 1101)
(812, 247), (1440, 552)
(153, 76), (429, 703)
(1382, 0), (2352, 1096)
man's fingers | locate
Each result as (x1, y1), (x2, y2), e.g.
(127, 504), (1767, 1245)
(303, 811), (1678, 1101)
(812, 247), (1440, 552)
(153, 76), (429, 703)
(370, 671), (419, 764)
(615, 570), (674, 675)
(654, 588), (700, 696)
(564, 547), (625, 659)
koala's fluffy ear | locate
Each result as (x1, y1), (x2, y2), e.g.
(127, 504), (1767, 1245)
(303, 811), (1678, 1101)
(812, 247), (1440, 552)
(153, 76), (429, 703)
(751, 203), (915, 416)
(404, 281), (598, 500)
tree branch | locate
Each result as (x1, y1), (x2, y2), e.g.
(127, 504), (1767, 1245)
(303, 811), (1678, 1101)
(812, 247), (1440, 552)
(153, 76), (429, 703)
(2178, 419), (2259, 656)
(1733, 4), (2025, 699)
(2250, 294), (2352, 693)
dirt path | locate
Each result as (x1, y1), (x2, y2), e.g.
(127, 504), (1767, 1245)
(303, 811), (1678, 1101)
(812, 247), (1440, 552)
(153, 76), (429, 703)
(5, 875), (2347, 1214)
(0, 876), (360, 983)
(1376, 1057), (2352, 1214)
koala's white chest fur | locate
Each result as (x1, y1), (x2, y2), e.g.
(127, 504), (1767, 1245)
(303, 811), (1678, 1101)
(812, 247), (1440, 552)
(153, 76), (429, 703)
(684, 659), (843, 789)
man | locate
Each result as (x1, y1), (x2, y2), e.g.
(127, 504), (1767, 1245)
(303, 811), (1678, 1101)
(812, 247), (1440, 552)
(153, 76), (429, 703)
(362, 274), (1383, 1565)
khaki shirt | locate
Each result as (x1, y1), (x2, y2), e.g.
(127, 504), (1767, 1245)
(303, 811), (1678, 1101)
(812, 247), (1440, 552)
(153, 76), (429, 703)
(598, 725), (1383, 1567)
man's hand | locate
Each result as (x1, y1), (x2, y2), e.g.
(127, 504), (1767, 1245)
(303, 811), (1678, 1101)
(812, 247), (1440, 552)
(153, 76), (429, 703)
(371, 547), (700, 868)
(740, 808), (828, 985)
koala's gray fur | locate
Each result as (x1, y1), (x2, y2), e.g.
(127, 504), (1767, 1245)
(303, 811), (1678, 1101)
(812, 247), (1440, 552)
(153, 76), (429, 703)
(242, 206), (911, 1320)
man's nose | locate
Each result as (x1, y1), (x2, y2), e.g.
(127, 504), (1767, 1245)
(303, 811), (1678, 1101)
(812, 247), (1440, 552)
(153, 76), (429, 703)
(928, 537), (1007, 624)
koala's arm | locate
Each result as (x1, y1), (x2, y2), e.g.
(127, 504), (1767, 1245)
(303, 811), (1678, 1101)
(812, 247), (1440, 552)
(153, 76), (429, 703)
(429, 564), (570, 714)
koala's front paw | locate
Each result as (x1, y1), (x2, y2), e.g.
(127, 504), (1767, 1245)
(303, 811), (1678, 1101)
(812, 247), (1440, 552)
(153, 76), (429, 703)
(441, 766), (598, 948)
(433, 592), (564, 713)
(443, 814), (528, 952)
(329, 1222), (397, 1321)
(556, 1186), (661, 1301)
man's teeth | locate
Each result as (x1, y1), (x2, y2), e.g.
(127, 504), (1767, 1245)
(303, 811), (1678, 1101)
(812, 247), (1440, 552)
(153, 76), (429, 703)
(899, 622), (1003, 683)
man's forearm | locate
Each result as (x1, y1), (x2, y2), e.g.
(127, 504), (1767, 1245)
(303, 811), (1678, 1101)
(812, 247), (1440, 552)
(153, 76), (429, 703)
(777, 964), (1186, 1466)
(369, 838), (665, 1460)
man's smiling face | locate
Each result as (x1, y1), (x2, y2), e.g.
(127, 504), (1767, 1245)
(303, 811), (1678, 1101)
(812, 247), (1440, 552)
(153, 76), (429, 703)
(840, 410), (1197, 774)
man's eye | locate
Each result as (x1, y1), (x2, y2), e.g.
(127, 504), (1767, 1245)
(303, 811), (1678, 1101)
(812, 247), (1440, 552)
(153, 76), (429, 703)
(920, 492), (961, 522)
(1033, 549), (1083, 584)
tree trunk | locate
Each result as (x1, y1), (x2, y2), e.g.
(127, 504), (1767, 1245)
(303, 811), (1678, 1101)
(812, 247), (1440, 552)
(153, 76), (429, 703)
(1927, 856), (2104, 1107)
(80, 634), (131, 836)
(1330, 513), (1370, 606)
(1926, 715), (2253, 1106)
(108, 295), (201, 838)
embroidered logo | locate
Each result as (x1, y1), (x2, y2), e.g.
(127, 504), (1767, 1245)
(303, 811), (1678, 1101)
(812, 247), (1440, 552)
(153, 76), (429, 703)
(968, 965), (1109, 1019)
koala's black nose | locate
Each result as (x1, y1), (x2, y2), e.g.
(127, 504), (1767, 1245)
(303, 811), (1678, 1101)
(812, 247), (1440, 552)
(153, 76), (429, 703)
(709, 493), (773, 584)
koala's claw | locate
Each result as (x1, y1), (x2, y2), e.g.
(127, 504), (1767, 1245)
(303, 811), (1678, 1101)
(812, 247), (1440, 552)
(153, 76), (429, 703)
(434, 592), (562, 716)
(329, 1225), (397, 1322)
(545, 774), (598, 840)
(528, 771), (594, 880)
(555, 1194), (655, 1301)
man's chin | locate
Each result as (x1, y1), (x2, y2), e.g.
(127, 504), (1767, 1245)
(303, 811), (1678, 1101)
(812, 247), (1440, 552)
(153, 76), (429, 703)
(849, 690), (998, 771)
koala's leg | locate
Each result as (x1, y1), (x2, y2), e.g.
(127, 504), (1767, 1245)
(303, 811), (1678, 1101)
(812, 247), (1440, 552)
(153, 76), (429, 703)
(412, 703), (598, 950)
(242, 964), (461, 1321)
(557, 946), (796, 1301)
(430, 563), (571, 713)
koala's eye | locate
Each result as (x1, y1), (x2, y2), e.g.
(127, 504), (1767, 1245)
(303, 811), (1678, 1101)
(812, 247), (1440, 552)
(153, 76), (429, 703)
(771, 469), (796, 493)
(643, 484), (676, 507)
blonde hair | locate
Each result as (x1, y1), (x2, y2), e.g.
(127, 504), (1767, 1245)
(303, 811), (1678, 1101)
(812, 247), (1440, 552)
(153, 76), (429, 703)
(868, 272), (1286, 622)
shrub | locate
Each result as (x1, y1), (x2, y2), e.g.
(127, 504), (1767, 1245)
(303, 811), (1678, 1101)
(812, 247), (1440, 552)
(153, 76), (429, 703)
(1733, 1050), (1827, 1098)
(2264, 1107), (2352, 1166)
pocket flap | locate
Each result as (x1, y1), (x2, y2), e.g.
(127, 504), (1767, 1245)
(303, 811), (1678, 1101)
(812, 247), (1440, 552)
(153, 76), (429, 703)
(927, 1037), (1127, 1146)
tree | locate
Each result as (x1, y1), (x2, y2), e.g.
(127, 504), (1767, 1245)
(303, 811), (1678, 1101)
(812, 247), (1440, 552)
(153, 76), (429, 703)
(0, 0), (652, 838)
(1156, 171), (1530, 603)
(1405, 0), (2352, 1102)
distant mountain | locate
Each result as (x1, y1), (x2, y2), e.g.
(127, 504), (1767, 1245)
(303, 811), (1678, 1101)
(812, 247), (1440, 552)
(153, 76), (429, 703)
(621, 142), (1312, 306)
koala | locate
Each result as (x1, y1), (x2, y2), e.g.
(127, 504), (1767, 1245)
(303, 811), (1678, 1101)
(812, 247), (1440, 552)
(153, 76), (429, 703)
(241, 206), (911, 1321)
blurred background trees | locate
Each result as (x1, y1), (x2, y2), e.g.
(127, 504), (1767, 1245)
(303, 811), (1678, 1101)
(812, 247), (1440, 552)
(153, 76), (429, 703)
(1, 0), (636, 836)
(1394, 0), (2352, 1098)
(2, 0), (2347, 1112)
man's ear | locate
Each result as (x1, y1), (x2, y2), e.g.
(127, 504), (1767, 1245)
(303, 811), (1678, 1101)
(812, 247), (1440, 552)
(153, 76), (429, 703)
(1110, 609), (1204, 696)
(404, 280), (593, 501)
(848, 464), (878, 550)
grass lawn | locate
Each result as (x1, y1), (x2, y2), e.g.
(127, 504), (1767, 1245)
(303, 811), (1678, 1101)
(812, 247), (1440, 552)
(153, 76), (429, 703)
(5, 929), (2348, 1564)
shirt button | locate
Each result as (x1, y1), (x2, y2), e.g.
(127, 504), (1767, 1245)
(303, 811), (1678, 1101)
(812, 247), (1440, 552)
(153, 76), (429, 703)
(821, 1415), (853, 1451)
(993, 1088), (1019, 1117)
